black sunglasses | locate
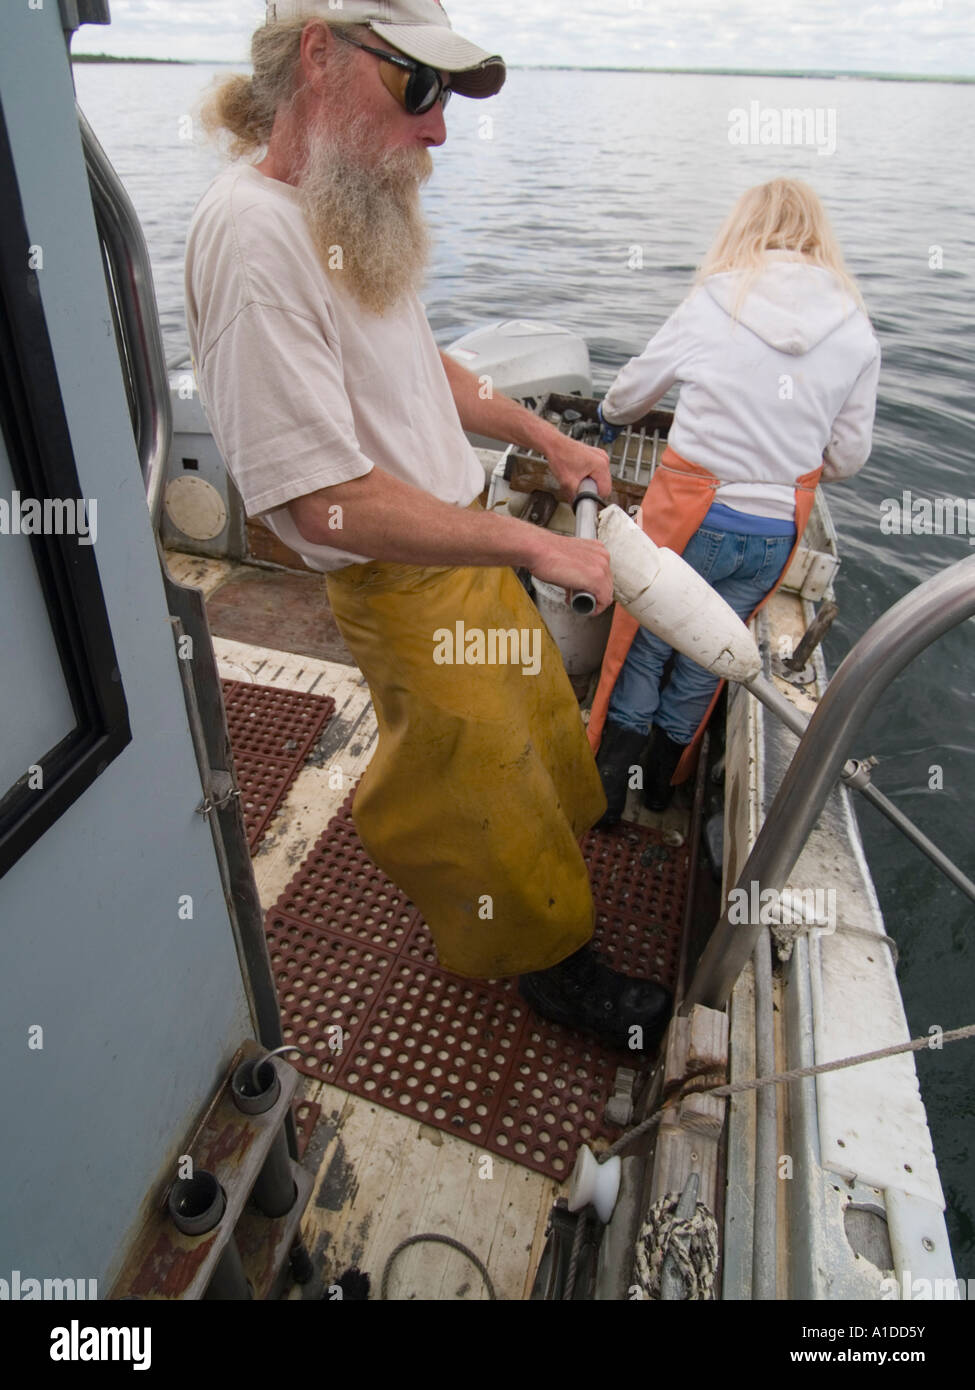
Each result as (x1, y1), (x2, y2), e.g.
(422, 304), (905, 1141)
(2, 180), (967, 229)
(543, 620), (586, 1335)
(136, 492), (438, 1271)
(335, 31), (451, 115)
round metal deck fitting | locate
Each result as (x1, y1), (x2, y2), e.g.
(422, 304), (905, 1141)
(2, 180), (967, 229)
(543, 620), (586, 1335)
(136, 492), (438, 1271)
(168, 1171), (225, 1235)
(231, 1057), (281, 1115)
(771, 653), (815, 687)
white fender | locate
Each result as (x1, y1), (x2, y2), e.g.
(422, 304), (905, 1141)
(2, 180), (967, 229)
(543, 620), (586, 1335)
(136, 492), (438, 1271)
(596, 504), (762, 682)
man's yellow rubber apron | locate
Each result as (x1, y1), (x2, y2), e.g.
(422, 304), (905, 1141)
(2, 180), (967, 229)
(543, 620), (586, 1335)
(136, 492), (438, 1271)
(587, 446), (822, 784)
(326, 556), (606, 978)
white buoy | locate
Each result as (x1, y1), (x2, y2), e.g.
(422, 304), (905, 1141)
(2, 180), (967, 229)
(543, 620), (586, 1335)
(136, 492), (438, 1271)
(567, 1143), (622, 1224)
(597, 504), (762, 682)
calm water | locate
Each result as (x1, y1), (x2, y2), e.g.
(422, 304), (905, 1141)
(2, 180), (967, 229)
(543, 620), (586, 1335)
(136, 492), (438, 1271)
(75, 63), (975, 1262)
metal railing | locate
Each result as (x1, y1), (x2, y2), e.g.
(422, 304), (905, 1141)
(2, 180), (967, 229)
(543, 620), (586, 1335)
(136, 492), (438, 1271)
(78, 104), (171, 528)
(685, 551), (975, 1012)
(747, 672), (975, 902)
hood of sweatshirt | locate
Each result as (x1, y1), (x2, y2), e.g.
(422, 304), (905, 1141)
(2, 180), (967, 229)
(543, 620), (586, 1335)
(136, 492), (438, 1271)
(703, 253), (859, 355)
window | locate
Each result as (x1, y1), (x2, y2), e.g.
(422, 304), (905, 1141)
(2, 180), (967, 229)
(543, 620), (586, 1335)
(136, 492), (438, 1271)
(0, 109), (130, 879)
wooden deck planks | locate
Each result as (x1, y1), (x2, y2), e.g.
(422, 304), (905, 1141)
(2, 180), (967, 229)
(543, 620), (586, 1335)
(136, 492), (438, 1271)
(163, 549), (238, 599)
(302, 1080), (553, 1300)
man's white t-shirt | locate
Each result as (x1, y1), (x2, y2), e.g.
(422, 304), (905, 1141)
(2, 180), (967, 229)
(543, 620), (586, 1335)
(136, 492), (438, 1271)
(184, 164), (485, 570)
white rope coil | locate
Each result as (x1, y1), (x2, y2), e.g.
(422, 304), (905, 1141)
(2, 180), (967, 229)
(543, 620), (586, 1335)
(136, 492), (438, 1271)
(633, 1192), (719, 1300)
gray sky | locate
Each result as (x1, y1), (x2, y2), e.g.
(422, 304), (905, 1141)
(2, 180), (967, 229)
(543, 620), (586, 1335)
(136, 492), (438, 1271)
(76, 0), (974, 75)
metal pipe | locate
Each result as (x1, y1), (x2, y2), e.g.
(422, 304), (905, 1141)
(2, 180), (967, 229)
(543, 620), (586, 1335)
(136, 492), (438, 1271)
(685, 553), (975, 1011)
(751, 930), (777, 1300)
(633, 429), (646, 486)
(857, 781), (975, 901)
(786, 600), (838, 670)
(204, 1240), (252, 1301)
(77, 104), (172, 528)
(569, 476), (600, 614)
(745, 672), (807, 737)
(231, 1058), (297, 1219)
(251, 1136), (296, 1219)
(746, 673), (975, 903)
(618, 427), (631, 480)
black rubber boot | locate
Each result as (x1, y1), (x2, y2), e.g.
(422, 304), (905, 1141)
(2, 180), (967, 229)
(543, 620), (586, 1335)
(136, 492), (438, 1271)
(642, 726), (687, 812)
(594, 720), (648, 828)
(518, 944), (672, 1054)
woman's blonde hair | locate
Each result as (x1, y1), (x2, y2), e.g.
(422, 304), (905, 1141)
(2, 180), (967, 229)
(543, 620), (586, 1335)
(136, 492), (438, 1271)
(695, 178), (864, 311)
(199, 15), (363, 160)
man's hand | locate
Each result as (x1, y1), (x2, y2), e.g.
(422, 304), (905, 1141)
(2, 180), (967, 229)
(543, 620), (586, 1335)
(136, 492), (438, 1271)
(527, 529), (615, 615)
(539, 432), (612, 503)
(288, 465), (613, 614)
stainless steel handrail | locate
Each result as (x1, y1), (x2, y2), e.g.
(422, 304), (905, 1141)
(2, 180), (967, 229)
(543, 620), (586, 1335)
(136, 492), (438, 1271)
(77, 104), (171, 527)
(685, 552), (975, 1011)
(747, 673), (975, 902)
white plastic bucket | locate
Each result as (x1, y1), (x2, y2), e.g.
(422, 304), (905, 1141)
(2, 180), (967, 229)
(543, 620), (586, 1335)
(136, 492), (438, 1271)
(532, 579), (614, 676)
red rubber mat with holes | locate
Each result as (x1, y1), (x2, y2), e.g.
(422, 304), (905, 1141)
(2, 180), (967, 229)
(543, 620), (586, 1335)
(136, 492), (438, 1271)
(221, 680), (335, 849)
(264, 794), (686, 1182)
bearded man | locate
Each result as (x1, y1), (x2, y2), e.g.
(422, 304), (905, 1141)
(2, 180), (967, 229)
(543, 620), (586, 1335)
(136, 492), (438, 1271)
(185, 1), (672, 1053)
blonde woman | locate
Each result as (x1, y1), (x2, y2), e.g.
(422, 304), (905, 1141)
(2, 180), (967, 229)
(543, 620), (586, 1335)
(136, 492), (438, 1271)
(589, 178), (881, 821)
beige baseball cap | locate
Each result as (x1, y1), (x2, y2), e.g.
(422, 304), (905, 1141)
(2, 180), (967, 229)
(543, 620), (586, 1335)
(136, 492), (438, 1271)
(266, 1), (506, 99)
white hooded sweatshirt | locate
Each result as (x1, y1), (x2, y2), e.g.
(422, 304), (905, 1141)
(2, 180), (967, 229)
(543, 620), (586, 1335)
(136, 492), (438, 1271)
(601, 252), (881, 521)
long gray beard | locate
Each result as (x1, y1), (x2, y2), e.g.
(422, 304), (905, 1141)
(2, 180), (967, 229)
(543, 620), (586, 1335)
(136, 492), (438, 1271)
(297, 111), (433, 316)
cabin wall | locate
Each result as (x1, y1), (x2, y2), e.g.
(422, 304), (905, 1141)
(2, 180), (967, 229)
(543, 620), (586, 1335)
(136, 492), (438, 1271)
(0, 8), (253, 1292)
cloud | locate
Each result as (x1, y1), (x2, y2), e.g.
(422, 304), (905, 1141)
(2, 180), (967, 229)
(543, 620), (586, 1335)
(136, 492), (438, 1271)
(72, 0), (974, 73)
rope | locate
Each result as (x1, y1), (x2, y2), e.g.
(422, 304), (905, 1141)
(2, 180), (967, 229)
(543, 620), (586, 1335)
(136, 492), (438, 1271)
(633, 1193), (719, 1300)
(562, 1207), (589, 1300)
(710, 1021), (975, 1099)
(380, 1233), (496, 1301)
(600, 1022), (975, 1160)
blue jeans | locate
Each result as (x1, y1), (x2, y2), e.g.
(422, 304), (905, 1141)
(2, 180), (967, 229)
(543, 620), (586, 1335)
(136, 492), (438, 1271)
(608, 526), (795, 744)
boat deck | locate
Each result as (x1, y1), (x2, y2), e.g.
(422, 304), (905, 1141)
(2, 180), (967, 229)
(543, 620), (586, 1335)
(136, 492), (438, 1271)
(166, 549), (692, 1300)
(163, 524), (956, 1301)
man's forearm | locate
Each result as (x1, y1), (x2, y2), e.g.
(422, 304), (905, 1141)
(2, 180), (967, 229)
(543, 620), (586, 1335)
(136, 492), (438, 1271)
(439, 350), (577, 459)
(287, 464), (615, 610)
(289, 465), (544, 568)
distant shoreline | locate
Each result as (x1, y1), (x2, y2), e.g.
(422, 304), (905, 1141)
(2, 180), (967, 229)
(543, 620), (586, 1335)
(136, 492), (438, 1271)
(71, 54), (187, 65)
(70, 54), (974, 83)
(525, 66), (975, 84)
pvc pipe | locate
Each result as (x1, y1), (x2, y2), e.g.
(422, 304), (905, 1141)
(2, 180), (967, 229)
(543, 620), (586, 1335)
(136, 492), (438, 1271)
(168, 1171), (224, 1236)
(167, 1171), (252, 1300)
(231, 1058), (296, 1219)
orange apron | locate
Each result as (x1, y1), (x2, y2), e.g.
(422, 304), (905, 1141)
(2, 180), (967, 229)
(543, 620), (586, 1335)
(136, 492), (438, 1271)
(587, 446), (822, 784)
